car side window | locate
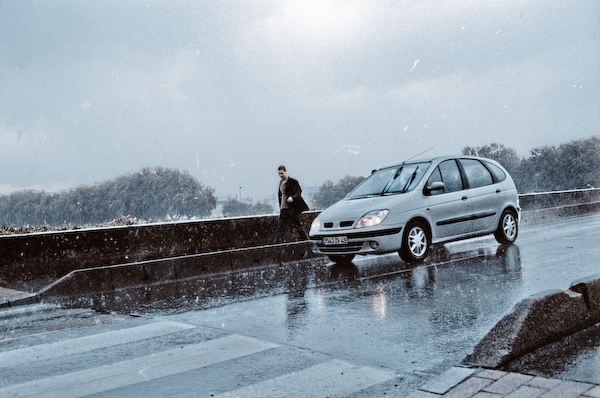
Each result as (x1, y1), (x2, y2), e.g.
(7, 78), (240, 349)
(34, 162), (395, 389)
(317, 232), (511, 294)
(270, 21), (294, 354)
(483, 161), (507, 183)
(426, 167), (443, 195)
(426, 160), (463, 194)
(438, 160), (464, 192)
(461, 159), (494, 188)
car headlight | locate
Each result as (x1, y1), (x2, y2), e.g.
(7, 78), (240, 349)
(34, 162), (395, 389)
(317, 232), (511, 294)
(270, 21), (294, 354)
(356, 210), (389, 229)
(310, 219), (321, 235)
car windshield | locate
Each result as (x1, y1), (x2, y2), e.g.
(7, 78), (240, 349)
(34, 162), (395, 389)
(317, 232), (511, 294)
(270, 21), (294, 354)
(347, 162), (430, 199)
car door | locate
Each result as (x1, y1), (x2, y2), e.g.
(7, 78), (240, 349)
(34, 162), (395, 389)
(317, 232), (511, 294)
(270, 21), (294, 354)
(459, 158), (502, 233)
(425, 159), (472, 239)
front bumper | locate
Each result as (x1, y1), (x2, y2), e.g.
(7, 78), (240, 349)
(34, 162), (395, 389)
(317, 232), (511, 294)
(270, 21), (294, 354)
(310, 227), (403, 255)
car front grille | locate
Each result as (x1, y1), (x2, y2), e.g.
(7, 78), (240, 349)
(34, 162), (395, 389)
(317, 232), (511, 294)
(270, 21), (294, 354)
(323, 221), (355, 229)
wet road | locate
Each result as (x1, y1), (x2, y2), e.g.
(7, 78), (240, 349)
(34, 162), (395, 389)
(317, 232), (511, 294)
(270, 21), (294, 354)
(2, 213), (600, 396)
(156, 214), (600, 379)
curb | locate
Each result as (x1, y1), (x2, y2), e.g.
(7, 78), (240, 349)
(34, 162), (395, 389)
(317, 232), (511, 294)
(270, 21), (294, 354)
(463, 273), (600, 368)
(0, 292), (40, 309)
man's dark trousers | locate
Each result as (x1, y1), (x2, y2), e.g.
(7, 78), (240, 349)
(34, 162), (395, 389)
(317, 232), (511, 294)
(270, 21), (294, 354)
(273, 208), (309, 243)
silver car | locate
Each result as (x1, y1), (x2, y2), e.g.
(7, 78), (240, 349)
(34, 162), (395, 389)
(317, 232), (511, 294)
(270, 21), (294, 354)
(310, 156), (520, 263)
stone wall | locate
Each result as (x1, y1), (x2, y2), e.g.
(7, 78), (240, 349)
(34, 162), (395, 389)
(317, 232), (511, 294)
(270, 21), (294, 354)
(0, 212), (317, 291)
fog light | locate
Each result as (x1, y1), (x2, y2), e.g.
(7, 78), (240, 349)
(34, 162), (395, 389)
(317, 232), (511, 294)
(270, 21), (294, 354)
(369, 241), (379, 249)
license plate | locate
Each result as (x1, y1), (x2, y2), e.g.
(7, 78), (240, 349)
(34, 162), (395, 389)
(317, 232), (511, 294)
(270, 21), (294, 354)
(322, 236), (348, 245)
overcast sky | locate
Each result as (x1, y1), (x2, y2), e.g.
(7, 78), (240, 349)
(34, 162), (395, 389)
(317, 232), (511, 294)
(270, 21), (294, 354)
(1, 1), (599, 203)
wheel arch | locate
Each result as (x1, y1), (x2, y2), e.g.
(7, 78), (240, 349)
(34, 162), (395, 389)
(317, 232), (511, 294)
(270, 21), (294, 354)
(502, 205), (520, 221)
(405, 216), (432, 242)
(399, 216), (433, 263)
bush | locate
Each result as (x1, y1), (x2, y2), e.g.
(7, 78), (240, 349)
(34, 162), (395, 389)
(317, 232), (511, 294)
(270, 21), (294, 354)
(0, 167), (216, 227)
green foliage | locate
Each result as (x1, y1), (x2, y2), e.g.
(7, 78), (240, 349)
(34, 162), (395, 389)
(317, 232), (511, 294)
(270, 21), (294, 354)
(462, 143), (521, 175)
(313, 175), (365, 209)
(462, 137), (600, 193)
(0, 167), (216, 227)
(222, 198), (274, 217)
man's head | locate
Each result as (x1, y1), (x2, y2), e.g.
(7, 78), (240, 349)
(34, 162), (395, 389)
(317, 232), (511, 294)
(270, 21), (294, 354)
(278, 165), (288, 180)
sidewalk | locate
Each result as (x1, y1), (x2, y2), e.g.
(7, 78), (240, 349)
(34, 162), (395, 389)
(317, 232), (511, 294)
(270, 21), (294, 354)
(410, 367), (600, 398)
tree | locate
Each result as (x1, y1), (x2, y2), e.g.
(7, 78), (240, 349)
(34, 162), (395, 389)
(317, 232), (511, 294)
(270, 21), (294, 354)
(222, 198), (274, 217)
(462, 137), (600, 193)
(312, 176), (365, 209)
(462, 143), (521, 175)
(0, 167), (217, 227)
(520, 137), (600, 192)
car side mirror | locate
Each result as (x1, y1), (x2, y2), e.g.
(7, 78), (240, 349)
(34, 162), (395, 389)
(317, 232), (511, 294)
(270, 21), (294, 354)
(424, 181), (444, 195)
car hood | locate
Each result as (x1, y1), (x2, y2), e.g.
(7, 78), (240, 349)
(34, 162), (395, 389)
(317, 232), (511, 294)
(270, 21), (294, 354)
(318, 194), (405, 222)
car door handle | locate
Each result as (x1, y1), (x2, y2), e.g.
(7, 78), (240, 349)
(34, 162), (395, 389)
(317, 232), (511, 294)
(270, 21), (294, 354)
(496, 189), (501, 194)
(462, 196), (468, 201)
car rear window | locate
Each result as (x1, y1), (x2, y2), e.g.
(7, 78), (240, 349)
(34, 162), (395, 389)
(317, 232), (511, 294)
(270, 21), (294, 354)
(461, 159), (494, 188)
(483, 161), (507, 183)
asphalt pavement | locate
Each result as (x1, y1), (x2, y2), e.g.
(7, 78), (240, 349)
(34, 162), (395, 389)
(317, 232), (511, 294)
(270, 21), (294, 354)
(1, 213), (600, 397)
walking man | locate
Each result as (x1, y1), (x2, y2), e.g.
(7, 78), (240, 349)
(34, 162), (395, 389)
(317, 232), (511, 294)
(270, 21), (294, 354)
(273, 165), (309, 243)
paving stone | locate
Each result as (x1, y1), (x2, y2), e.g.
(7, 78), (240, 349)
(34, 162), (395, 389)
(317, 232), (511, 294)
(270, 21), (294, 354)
(540, 380), (595, 398)
(419, 367), (477, 394)
(505, 385), (546, 398)
(472, 392), (501, 398)
(526, 377), (564, 390)
(584, 385), (600, 398)
(444, 377), (494, 398)
(484, 373), (534, 395)
(477, 369), (508, 380)
(407, 390), (440, 398)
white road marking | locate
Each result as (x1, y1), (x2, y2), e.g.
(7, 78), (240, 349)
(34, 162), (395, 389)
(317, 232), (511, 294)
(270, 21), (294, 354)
(215, 359), (397, 398)
(0, 334), (279, 397)
(0, 320), (194, 368)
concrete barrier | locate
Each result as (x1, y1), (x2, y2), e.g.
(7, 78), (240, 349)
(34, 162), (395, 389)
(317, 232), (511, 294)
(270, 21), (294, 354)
(463, 274), (600, 368)
(519, 188), (600, 223)
(518, 188), (600, 211)
(571, 274), (600, 320)
(0, 212), (318, 292)
(35, 241), (317, 304)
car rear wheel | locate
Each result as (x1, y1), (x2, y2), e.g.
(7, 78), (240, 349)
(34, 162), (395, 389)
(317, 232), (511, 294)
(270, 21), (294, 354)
(494, 209), (518, 244)
(328, 254), (355, 264)
(400, 221), (430, 263)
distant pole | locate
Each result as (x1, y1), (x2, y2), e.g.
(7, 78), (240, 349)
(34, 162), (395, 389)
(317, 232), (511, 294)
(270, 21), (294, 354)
(239, 187), (242, 201)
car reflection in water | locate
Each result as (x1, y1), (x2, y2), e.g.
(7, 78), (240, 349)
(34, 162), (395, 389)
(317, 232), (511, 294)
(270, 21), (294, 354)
(322, 239), (523, 336)
(59, 238), (522, 333)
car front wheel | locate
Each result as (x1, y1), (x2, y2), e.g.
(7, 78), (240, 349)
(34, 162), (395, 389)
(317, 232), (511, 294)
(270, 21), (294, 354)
(400, 221), (430, 263)
(494, 209), (518, 244)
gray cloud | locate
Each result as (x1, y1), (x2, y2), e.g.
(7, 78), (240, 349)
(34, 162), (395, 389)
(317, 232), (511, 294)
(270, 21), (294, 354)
(1, 0), (598, 202)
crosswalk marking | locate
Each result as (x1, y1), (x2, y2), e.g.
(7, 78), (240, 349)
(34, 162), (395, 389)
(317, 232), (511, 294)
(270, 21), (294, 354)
(0, 334), (279, 397)
(2, 320), (397, 398)
(0, 320), (194, 368)
(215, 359), (397, 398)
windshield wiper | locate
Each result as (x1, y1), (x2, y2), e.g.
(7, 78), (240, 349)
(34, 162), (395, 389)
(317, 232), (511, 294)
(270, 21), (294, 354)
(380, 167), (403, 195)
(400, 167), (419, 192)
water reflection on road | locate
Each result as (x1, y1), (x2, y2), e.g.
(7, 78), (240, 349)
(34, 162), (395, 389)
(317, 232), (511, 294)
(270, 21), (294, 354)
(71, 237), (526, 374)
(50, 214), (600, 382)
(91, 239), (523, 321)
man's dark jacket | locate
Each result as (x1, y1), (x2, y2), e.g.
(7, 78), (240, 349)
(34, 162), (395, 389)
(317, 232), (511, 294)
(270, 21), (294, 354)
(278, 177), (309, 215)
